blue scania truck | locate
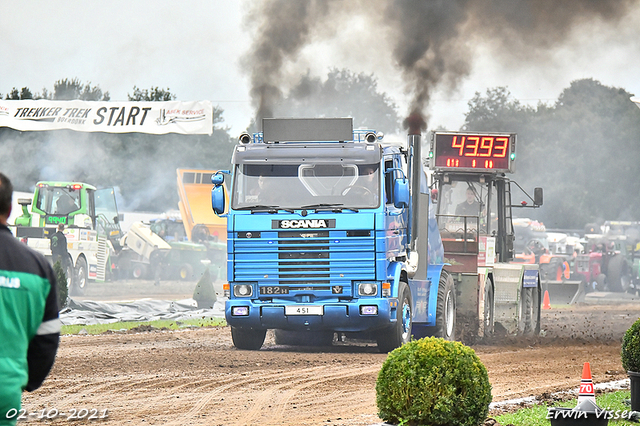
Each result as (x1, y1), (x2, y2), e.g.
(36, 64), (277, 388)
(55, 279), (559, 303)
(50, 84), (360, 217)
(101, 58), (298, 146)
(211, 118), (454, 352)
(211, 118), (541, 351)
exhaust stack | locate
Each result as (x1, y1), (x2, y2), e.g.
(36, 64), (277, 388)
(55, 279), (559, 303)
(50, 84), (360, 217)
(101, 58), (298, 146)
(408, 132), (421, 251)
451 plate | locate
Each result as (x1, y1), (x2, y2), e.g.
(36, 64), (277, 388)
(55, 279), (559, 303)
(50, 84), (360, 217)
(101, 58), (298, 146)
(285, 305), (323, 316)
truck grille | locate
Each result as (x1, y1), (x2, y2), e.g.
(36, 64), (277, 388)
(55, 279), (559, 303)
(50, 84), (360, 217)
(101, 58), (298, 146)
(233, 230), (375, 289)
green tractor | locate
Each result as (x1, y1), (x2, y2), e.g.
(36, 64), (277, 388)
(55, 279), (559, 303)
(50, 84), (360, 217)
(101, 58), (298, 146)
(11, 181), (122, 295)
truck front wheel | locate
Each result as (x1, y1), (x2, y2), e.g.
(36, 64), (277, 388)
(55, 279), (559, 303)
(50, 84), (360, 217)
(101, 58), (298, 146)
(377, 281), (412, 353)
(71, 257), (88, 296)
(64, 256), (74, 292)
(231, 327), (266, 350)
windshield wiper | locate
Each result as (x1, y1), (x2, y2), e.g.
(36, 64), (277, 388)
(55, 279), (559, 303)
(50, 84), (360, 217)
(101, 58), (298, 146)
(238, 205), (278, 213)
(300, 203), (359, 213)
(240, 205), (296, 214)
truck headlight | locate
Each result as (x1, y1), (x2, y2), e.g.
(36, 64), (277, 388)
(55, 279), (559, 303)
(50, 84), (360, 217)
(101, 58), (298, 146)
(358, 282), (378, 296)
(233, 284), (253, 297)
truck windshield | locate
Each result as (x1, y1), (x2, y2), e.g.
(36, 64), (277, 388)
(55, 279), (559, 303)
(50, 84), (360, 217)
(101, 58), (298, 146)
(95, 188), (119, 224)
(36, 186), (81, 215)
(232, 163), (380, 210)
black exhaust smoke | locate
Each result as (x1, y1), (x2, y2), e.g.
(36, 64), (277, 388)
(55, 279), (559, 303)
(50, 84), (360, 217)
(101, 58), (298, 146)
(242, 0), (638, 131)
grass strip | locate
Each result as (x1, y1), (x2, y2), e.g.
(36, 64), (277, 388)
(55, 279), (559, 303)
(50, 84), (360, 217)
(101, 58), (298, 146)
(496, 390), (636, 426)
(61, 317), (226, 335)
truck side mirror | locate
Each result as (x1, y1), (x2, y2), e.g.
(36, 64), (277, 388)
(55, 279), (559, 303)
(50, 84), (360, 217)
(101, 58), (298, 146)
(534, 187), (543, 207)
(211, 172), (226, 215)
(212, 186), (225, 215)
(430, 188), (438, 203)
(393, 178), (410, 208)
(212, 172), (225, 186)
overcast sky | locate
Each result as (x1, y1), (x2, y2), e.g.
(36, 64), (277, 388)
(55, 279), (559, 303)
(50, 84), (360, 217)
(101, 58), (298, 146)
(2, 0), (640, 136)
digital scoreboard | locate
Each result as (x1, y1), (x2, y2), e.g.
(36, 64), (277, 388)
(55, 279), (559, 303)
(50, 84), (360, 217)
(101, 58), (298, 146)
(429, 132), (516, 173)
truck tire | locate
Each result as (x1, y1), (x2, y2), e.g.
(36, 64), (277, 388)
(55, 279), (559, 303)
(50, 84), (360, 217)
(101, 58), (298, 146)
(71, 257), (88, 297)
(518, 282), (540, 335)
(231, 327), (267, 350)
(64, 256), (74, 292)
(274, 330), (334, 346)
(606, 255), (631, 293)
(132, 264), (147, 279)
(377, 281), (412, 353)
(434, 271), (456, 341)
(483, 278), (494, 338)
(179, 263), (193, 281)
(595, 273), (607, 291)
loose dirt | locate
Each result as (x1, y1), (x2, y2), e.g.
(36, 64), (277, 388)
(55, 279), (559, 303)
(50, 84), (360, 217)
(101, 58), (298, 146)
(21, 281), (640, 425)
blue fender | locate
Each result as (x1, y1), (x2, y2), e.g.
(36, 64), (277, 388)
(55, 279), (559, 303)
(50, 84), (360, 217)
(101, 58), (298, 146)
(386, 261), (403, 297)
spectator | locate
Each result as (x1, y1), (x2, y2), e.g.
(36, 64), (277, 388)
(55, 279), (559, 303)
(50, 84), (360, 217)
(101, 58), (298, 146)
(0, 172), (60, 426)
(50, 223), (69, 269)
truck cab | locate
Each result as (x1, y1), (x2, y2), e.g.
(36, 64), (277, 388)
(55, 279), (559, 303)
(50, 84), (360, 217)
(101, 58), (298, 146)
(212, 118), (451, 352)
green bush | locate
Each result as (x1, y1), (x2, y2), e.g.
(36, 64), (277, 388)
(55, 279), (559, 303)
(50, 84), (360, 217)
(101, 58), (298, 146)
(193, 268), (216, 308)
(376, 337), (492, 426)
(622, 317), (640, 372)
(53, 260), (68, 309)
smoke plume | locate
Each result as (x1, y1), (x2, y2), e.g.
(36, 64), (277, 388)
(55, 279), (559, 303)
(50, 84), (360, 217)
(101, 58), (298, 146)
(242, 0), (639, 130)
(241, 0), (331, 127)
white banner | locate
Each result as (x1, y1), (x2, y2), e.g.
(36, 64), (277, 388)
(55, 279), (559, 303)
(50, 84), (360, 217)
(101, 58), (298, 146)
(0, 100), (213, 135)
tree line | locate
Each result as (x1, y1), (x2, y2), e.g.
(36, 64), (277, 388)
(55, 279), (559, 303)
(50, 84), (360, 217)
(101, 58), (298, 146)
(1, 78), (179, 102)
(462, 79), (640, 230)
(2, 75), (638, 229)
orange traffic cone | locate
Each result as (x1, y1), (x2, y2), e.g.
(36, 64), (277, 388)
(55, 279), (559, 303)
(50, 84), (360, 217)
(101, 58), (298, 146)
(542, 290), (551, 310)
(577, 362), (596, 405)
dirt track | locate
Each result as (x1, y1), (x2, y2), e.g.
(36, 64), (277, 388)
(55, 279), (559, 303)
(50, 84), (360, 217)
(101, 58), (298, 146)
(19, 280), (640, 425)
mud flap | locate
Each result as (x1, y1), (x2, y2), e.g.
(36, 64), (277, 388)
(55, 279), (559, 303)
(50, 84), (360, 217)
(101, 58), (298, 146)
(410, 264), (445, 338)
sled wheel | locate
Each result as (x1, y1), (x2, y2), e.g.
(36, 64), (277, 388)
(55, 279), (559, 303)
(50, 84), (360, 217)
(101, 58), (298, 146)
(518, 281), (541, 335)
(483, 277), (494, 338)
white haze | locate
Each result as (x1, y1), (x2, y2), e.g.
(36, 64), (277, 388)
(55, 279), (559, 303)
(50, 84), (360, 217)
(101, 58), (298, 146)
(2, 0), (640, 136)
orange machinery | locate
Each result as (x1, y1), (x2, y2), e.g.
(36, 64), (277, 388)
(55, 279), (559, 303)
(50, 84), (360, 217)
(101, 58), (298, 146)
(176, 168), (228, 243)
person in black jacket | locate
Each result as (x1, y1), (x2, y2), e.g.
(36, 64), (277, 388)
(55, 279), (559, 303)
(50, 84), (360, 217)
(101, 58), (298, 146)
(455, 187), (481, 216)
(50, 223), (69, 268)
(0, 173), (60, 426)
